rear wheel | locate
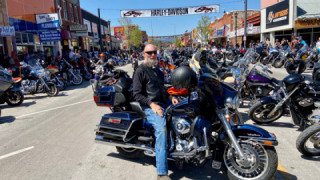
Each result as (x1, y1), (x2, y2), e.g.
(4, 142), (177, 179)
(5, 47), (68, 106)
(224, 142), (278, 180)
(116, 147), (144, 159)
(248, 101), (283, 124)
(296, 123), (320, 156)
(6, 91), (24, 106)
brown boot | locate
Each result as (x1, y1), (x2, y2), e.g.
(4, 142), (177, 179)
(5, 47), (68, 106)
(157, 175), (171, 180)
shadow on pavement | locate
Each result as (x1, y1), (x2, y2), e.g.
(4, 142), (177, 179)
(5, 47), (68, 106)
(300, 155), (320, 161)
(62, 80), (91, 91)
(107, 152), (227, 180)
(0, 116), (16, 124)
(0, 101), (36, 109)
(276, 170), (298, 180)
(253, 121), (296, 128)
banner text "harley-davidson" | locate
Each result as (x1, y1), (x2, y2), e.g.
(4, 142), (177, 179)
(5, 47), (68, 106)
(151, 8), (188, 16)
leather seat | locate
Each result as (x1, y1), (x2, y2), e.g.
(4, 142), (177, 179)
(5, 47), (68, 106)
(130, 102), (146, 119)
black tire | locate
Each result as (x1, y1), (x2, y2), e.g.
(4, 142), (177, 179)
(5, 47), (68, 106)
(6, 91), (24, 106)
(251, 58), (258, 64)
(60, 80), (68, 90)
(46, 83), (59, 97)
(248, 101), (284, 124)
(296, 123), (320, 156)
(224, 142), (278, 180)
(261, 58), (269, 65)
(273, 59), (284, 68)
(72, 74), (83, 85)
(116, 147), (144, 159)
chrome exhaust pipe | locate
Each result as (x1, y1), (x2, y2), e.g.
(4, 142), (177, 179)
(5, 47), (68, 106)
(95, 135), (155, 152)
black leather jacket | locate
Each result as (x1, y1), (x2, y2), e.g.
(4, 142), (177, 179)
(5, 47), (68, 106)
(132, 63), (166, 106)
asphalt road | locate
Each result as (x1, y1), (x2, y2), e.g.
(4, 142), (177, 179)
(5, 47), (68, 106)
(0, 62), (319, 180)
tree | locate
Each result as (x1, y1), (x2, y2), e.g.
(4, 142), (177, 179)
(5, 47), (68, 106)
(118, 17), (132, 49)
(174, 37), (181, 48)
(129, 26), (143, 49)
(196, 15), (213, 44)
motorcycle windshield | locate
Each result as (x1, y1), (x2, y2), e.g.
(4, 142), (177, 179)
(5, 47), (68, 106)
(198, 73), (237, 108)
(236, 48), (254, 68)
(297, 44), (309, 54)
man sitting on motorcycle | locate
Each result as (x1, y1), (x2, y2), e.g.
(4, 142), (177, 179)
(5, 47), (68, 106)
(133, 44), (178, 180)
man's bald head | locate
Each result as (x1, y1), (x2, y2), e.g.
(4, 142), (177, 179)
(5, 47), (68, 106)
(144, 44), (157, 52)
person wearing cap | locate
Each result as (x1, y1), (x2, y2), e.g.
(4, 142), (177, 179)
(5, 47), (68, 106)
(95, 53), (107, 66)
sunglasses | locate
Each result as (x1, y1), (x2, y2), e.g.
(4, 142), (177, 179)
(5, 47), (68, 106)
(145, 51), (157, 55)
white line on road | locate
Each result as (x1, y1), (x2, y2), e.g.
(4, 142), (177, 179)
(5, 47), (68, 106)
(0, 146), (34, 160)
(16, 99), (92, 119)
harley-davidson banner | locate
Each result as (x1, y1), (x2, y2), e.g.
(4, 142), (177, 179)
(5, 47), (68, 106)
(121, 5), (219, 18)
(266, 0), (289, 29)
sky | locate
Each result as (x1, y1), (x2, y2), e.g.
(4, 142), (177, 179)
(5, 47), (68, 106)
(80, 0), (261, 37)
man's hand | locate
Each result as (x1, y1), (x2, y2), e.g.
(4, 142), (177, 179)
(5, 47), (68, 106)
(150, 102), (164, 117)
(172, 96), (179, 105)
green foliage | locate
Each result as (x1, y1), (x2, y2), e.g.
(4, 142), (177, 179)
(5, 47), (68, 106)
(129, 26), (143, 49)
(197, 15), (213, 43)
(118, 17), (132, 48)
(174, 37), (181, 48)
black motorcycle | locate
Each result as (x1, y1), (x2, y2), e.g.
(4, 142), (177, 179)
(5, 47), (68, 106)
(296, 117), (320, 156)
(249, 74), (320, 130)
(93, 67), (279, 180)
(0, 67), (24, 106)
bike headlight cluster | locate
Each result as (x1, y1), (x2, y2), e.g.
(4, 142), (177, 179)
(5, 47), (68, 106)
(225, 95), (239, 110)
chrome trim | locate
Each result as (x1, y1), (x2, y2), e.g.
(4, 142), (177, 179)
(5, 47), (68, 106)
(203, 127), (210, 158)
(217, 110), (246, 161)
(169, 131), (174, 151)
(41, 78), (50, 90)
(95, 135), (155, 152)
(124, 118), (143, 142)
(97, 125), (127, 132)
(95, 129), (124, 137)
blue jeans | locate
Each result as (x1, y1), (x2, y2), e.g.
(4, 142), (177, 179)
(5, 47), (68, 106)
(145, 108), (168, 175)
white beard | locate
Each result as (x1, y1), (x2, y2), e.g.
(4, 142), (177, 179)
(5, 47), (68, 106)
(145, 57), (157, 67)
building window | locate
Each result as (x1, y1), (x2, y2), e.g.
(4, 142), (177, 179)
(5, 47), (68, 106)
(63, 0), (68, 20)
(56, 0), (61, 7)
(69, 4), (74, 22)
(74, 6), (79, 23)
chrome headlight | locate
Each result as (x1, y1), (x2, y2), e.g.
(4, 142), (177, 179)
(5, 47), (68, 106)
(233, 95), (239, 109)
(225, 97), (233, 109)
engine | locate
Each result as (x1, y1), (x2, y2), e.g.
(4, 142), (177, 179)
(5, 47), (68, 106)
(21, 79), (37, 94)
(171, 116), (194, 152)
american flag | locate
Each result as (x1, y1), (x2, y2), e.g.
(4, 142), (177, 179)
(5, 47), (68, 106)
(223, 25), (230, 37)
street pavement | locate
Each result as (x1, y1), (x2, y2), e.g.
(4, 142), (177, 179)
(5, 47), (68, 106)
(0, 62), (319, 180)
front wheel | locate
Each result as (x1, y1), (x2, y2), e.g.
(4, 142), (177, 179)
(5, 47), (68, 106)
(296, 123), (320, 156)
(248, 101), (284, 124)
(46, 83), (59, 97)
(6, 91), (24, 106)
(72, 74), (83, 85)
(224, 142), (278, 180)
(116, 147), (144, 159)
(273, 59), (284, 68)
(84, 72), (93, 81)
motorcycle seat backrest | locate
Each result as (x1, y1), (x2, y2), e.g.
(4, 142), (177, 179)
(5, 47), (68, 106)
(130, 102), (146, 119)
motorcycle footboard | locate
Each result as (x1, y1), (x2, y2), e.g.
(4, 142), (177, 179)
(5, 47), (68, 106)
(95, 112), (143, 142)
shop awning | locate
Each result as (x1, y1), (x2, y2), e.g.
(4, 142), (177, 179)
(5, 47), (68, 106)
(242, 13), (260, 27)
(297, 0), (320, 19)
(61, 29), (72, 40)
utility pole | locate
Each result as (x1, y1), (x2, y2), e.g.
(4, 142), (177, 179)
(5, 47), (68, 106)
(98, 8), (103, 51)
(244, 0), (247, 49)
(235, 12), (238, 47)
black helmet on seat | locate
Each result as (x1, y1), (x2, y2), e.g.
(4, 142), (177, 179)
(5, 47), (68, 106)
(171, 66), (198, 90)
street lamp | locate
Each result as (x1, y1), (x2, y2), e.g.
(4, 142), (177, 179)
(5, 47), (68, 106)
(235, 12), (238, 47)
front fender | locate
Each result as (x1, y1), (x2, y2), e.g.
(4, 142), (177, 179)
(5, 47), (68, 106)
(259, 96), (278, 104)
(220, 124), (278, 146)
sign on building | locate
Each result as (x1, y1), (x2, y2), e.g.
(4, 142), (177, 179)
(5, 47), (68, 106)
(266, 0), (289, 29)
(39, 30), (61, 42)
(0, 26), (15, 36)
(121, 5), (219, 18)
(36, 13), (60, 30)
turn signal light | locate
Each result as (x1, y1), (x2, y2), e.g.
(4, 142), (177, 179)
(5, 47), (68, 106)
(264, 141), (273, 146)
(94, 96), (98, 102)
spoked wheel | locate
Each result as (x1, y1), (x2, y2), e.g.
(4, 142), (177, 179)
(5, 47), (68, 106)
(72, 74), (83, 85)
(116, 147), (144, 159)
(46, 83), (59, 97)
(248, 101), (283, 124)
(296, 123), (320, 156)
(6, 91), (24, 106)
(224, 142), (278, 180)
(84, 72), (93, 81)
(273, 59), (284, 68)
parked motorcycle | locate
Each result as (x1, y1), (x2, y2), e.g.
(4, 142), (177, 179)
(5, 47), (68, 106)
(93, 66), (279, 180)
(272, 47), (295, 68)
(60, 58), (83, 85)
(249, 74), (320, 130)
(285, 44), (311, 74)
(46, 65), (67, 91)
(20, 62), (58, 97)
(0, 67), (24, 106)
(296, 118), (320, 156)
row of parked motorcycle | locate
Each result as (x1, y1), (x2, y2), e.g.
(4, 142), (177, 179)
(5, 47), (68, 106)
(89, 44), (320, 180)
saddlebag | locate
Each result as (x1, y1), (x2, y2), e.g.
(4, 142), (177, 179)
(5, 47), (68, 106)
(95, 112), (143, 142)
